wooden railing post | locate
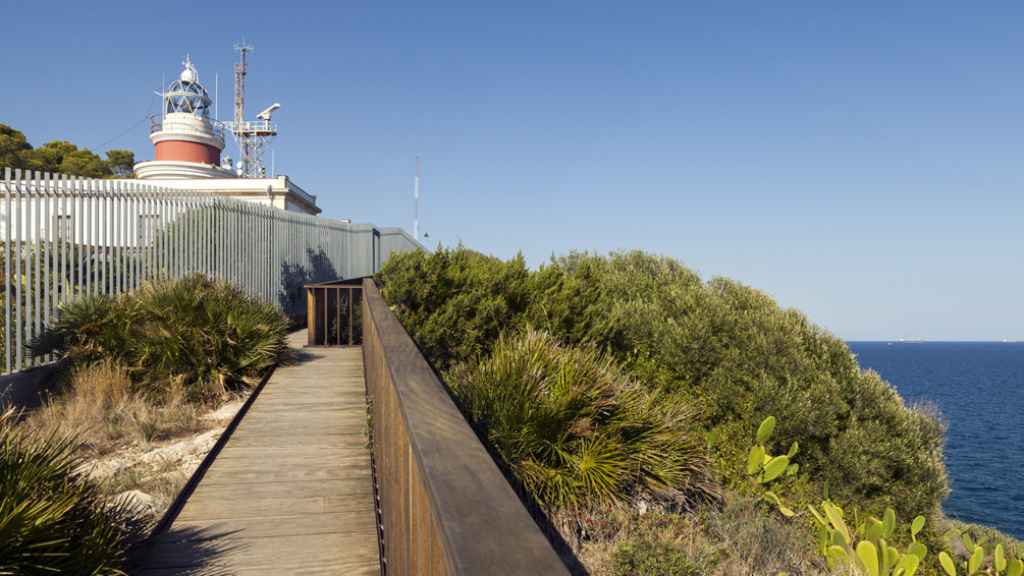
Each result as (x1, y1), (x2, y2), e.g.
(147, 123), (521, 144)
(306, 286), (315, 345)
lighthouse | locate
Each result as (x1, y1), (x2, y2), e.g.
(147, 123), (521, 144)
(134, 56), (232, 180)
(128, 52), (320, 215)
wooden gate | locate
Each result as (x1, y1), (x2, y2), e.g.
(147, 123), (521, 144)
(305, 278), (365, 346)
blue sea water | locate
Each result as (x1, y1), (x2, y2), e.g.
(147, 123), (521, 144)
(848, 342), (1024, 539)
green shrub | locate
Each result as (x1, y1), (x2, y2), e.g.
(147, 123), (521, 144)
(709, 496), (825, 575)
(31, 274), (288, 401)
(612, 535), (707, 576)
(0, 411), (139, 575)
(449, 328), (716, 511)
(378, 248), (949, 525)
(529, 252), (948, 521)
(377, 246), (530, 372)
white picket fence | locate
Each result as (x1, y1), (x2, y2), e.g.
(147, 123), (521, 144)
(1, 168), (409, 374)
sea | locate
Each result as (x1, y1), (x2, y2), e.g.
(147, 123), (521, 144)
(848, 342), (1024, 539)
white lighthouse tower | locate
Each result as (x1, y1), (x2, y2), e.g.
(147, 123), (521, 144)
(134, 56), (232, 180)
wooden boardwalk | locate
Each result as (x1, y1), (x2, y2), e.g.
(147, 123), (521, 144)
(137, 337), (380, 575)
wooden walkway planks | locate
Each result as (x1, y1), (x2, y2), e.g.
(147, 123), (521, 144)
(136, 337), (380, 575)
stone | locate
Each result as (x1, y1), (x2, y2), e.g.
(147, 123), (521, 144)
(117, 489), (155, 513)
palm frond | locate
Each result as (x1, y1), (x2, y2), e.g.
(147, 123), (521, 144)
(449, 328), (717, 513)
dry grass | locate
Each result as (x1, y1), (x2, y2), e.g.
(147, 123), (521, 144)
(24, 359), (210, 458)
(573, 507), (717, 576)
(21, 359), (241, 522)
(568, 496), (832, 576)
(708, 497), (829, 576)
(105, 456), (192, 516)
(940, 518), (1023, 562)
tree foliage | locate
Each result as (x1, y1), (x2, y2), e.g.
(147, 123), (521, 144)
(378, 246), (530, 371)
(0, 123), (135, 178)
(104, 149), (135, 177)
(0, 124), (32, 169)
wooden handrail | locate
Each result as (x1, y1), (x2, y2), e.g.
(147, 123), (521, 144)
(361, 279), (570, 575)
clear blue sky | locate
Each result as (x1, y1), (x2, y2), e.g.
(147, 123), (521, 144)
(3, 1), (1022, 340)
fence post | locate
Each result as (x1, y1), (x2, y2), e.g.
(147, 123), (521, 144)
(71, 176), (79, 306)
(13, 169), (23, 372)
(42, 172), (51, 354)
(100, 179), (108, 297)
(58, 174), (66, 308)
(4, 168), (11, 373)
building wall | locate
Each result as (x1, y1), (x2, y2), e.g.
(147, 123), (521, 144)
(146, 177), (318, 215)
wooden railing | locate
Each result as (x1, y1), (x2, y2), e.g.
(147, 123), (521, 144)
(361, 279), (570, 576)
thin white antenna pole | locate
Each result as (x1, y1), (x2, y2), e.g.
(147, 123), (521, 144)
(161, 73), (165, 119)
(414, 155), (421, 241)
(215, 73), (219, 120)
(272, 149), (276, 177)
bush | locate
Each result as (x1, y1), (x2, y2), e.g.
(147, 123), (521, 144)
(377, 246), (530, 372)
(611, 536), (707, 576)
(709, 496), (826, 576)
(378, 248), (949, 524)
(0, 411), (139, 575)
(529, 253), (948, 517)
(449, 328), (716, 511)
(31, 275), (289, 401)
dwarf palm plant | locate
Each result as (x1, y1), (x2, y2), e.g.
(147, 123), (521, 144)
(127, 275), (288, 397)
(0, 411), (139, 575)
(449, 328), (716, 511)
(31, 275), (288, 402)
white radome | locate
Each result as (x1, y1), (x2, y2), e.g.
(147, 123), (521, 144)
(180, 56), (197, 83)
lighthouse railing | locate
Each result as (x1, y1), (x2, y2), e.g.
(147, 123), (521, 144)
(149, 115), (227, 140)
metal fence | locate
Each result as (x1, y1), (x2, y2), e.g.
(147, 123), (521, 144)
(0, 168), (418, 374)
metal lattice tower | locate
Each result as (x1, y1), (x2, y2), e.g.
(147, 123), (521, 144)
(224, 42), (280, 178)
(234, 43), (250, 167)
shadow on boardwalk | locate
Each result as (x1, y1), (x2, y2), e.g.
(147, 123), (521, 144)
(131, 525), (242, 576)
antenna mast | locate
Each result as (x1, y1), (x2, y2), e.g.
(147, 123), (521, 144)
(223, 42), (280, 177)
(414, 156), (421, 241)
(234, 42), (252, 173)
